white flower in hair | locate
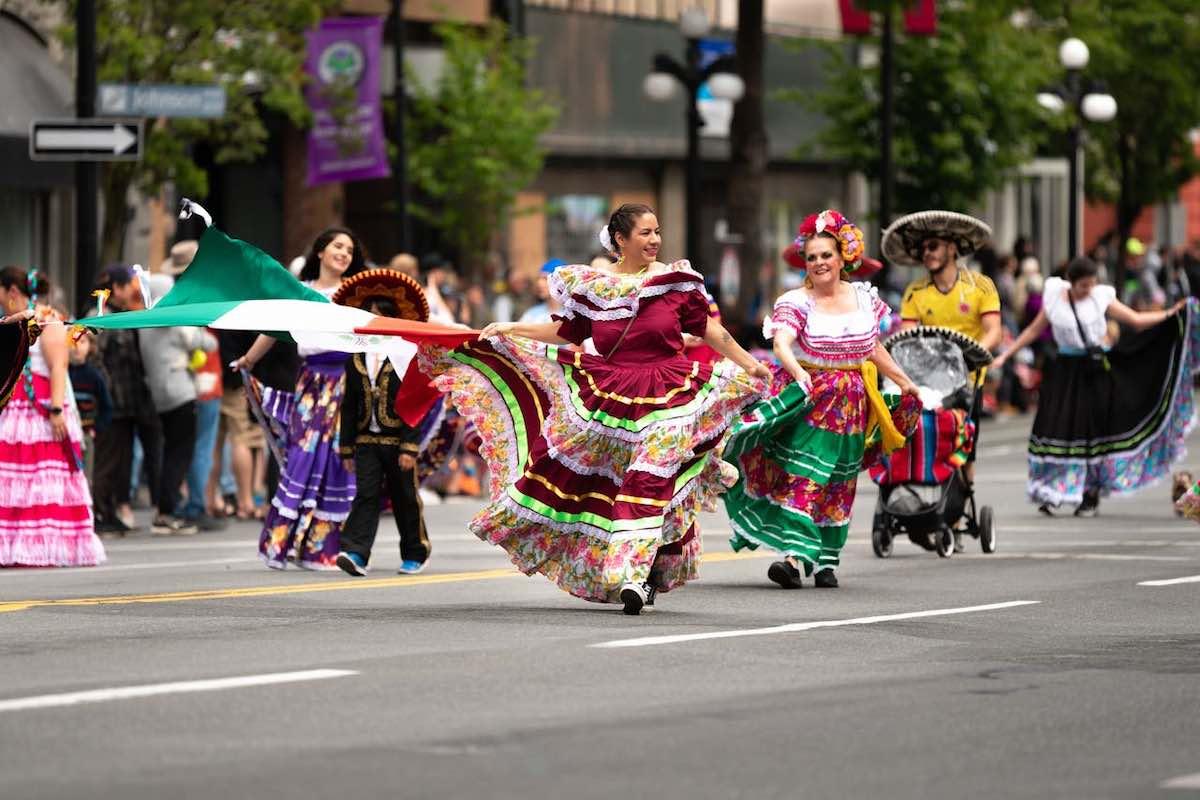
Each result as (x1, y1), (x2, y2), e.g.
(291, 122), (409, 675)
(598, 225), (614, 253)
(815, 212), (829, 234)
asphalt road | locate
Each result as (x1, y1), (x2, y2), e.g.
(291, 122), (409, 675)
(1, 413), (1198, 800)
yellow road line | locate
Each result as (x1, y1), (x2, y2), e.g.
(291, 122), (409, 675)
(0, 551), (769, 614)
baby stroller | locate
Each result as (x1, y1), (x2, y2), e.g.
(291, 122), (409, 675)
(869, 326), (997, 558)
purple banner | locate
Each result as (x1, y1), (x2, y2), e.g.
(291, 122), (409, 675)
(305, 17), (391, 186)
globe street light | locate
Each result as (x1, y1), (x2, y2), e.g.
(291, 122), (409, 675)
(643, 8), (742, 263)
(1039, 37), (1117, 258)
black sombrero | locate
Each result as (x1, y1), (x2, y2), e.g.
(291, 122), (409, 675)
(881, 211), (992, 267)
(882, 324), (993, 372)
(331, 268), (429, 322)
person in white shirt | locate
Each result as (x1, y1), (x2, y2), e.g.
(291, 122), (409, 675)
(992, 256), (1189, 517)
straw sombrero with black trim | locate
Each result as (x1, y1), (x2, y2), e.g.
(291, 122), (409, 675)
(332, 268), (429, 322)
(881, 211), (992, 267)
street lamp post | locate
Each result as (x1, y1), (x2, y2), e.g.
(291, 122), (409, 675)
(1037, 38), (1117, 259)
(392, 0), (410, 254)
(643, 9), (744, 262)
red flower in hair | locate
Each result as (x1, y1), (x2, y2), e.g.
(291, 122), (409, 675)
(787, 209), (867, 272)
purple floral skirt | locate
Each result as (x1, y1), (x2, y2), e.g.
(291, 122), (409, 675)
(246, 352), (354, 569)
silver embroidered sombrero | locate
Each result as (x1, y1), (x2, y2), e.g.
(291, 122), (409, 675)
(881, 211), (992, 266)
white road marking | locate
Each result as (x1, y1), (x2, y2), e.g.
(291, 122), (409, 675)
(0, 669), (357, 713)
(591, 600), (1041, 649)
(1000, 526), (1196, 535)
(1138, 574), (1200, 587)
(998, 553), (1191, 562)
(1161, 772), (1200, 789)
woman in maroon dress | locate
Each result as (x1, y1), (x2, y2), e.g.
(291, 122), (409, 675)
(422, 204), (767, 614)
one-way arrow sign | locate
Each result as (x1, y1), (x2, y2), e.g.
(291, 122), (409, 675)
(29, 119), (144, 162)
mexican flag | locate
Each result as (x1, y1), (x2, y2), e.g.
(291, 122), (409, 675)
(76, 225), (476, 424)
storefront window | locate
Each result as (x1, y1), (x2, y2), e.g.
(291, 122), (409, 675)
(545, 194), (609, 264)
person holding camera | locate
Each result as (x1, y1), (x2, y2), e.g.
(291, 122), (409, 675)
(992, 256), (1193, 517)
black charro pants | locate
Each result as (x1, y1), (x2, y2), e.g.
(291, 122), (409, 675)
(341, 442), (429, 564)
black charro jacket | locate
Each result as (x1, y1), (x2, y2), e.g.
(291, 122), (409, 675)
(339, 353), (420, 458)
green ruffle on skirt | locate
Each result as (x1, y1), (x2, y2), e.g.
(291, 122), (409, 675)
(724, 380), (915, 574)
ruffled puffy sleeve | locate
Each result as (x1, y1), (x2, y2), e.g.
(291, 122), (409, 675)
(553, 312), (591, 345)
(855, 281), (891, 326)
(1092, 283), (1117, 313)
(679, 288), (712, 337)
(764, 290), (807, 339)
(547, 264), (595, 345)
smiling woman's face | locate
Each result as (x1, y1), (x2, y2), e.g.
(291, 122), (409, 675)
(804, 234), (844, 286)
(616, 213), (662, 265)
(320, 233), (355, 276)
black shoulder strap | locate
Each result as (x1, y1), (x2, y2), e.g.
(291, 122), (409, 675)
(1067, 293), (1093, 348)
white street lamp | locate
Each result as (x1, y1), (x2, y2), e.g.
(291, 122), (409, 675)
(679, 7), (710, 40)
(1059, 37), (1090, 70)
(707, 72), (745, 102)
(1081, 92), (1118, 123)
(642, 72), (678, 102)
(1036, 92), (1065, 113)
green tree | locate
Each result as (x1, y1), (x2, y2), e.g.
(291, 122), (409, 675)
(405, 21), (558, 281)
(53, 0), (337, 265)
(1033, 0), (1200, 275)
(794, 1), (1057, 218)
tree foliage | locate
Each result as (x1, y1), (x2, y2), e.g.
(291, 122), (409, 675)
(52, 0), (337, 261)
(793, 1), (1058, 218)
(405, 21), (558, 277)
(1030, 0), (1200, 251)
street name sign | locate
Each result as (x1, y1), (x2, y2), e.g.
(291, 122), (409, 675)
(29, 120), (144, 162)
(97, 83), (227, 119)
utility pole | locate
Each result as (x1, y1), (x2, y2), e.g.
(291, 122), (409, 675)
(392, 0), (410, 253)
(75, 0), (98, 314)
(879, 5), (895, 273)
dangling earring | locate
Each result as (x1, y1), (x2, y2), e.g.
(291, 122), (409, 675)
(616, 254), (625, 267)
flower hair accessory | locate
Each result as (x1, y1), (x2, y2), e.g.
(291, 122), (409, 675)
(792, 209), (867, 273)
(597, 225), (615, 254)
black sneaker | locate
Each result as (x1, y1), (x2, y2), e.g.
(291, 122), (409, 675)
(620, 582), (647, 615)
(1074, 491), (1100, 518)
(151, 515), (198, 536)
(187, 514), (228, 532)
(1038, 503), (1055, 517)
(813, 570), (839, 589)
(767, 560), (803, 589)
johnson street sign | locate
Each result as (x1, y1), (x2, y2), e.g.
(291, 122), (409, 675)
(97, 83), (227, 118)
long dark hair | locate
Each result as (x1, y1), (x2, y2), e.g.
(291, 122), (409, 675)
(1065, 255), (1100, 284)
(298, 227), (367, 282)
(607, 203), (656, 255)
(0, 265), (50, 303)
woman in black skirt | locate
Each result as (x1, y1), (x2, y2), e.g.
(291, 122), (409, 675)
(992, 256), (1194, 516)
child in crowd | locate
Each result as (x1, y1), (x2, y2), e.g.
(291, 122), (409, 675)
(67, 334), (112, 499)
(331, 269), (432, 576)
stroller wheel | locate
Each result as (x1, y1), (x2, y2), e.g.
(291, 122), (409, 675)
(872, 526), (893, 558)
(979, 506), (997, 553)
(935, 525), (955, 558)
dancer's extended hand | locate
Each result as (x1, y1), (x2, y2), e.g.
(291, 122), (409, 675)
(788, 364), (812, 394)
(399, 454), (416, 471)
(748, 361), (772, 382)
(479, 321), (516, 340)
(898, 379), (920, 397)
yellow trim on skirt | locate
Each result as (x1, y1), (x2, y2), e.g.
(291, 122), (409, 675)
(800, 360), (907, 455)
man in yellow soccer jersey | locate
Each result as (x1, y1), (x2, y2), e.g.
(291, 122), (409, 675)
(882, 210), (1002, 550)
